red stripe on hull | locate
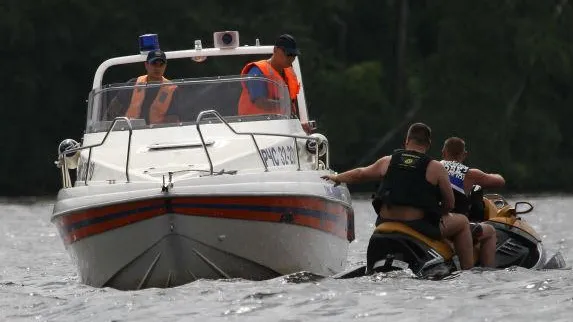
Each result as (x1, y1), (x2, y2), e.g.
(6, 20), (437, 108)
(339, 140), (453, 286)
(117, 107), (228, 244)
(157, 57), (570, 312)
(54, 196), (353, 244)
(62, 209), (164, 244)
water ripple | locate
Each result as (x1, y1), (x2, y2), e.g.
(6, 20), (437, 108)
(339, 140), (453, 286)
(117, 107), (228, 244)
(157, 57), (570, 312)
(1, 197), (572, 321)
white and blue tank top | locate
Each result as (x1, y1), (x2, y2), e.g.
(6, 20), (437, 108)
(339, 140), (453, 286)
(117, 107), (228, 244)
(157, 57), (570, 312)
(440, 160), (469, 194)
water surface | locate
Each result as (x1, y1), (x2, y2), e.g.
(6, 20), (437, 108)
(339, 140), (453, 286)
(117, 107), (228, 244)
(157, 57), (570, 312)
(1, 195), (571, 321)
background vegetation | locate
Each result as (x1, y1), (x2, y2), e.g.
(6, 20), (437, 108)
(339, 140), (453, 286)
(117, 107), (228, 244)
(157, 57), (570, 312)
(2, 0), (573, 196)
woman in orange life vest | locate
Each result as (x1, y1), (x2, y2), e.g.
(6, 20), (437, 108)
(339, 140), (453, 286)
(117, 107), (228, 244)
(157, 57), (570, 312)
(108, 49), (181, 124)
(238, 34), (301, 118)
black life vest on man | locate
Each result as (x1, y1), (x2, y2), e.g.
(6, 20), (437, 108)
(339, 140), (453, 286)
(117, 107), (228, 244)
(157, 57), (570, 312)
(440, 160), (470, 214)
(373, 150), (441, 219)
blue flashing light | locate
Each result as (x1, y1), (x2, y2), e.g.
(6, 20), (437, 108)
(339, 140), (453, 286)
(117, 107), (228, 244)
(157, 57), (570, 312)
(139, 34), (159, 53)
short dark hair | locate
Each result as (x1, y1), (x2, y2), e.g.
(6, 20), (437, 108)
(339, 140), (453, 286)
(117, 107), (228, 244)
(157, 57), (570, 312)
(406, 122), (431, 146)
(443, 137), (466, 158)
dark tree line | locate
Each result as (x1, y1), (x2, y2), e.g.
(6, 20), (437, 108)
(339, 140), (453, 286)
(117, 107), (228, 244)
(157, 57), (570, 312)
(2, 0), (573, 196)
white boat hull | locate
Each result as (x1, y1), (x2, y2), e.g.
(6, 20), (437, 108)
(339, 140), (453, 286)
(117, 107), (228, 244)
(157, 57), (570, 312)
(52, 172), (354, 289)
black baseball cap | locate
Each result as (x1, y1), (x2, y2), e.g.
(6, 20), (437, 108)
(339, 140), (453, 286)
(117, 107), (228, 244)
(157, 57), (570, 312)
(146, 49), (166, 63)
(275, 34), (300, 56)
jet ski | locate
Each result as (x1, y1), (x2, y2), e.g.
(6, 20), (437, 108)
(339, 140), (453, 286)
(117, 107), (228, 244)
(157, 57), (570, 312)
(335, 188), (567, 280)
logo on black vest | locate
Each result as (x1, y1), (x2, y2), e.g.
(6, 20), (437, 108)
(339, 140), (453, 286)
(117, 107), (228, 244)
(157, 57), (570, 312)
(400, 153), (420, 168)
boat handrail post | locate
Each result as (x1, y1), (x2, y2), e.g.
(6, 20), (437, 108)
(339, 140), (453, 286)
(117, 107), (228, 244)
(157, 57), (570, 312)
(58, 155), (72, 188)
(195, 109), (327, 174)
(293, 137), (301, 171)
(325, 140), (330, 169)
(125, 123), (133, 183)
(59, 157), (66, 187)
(85, 148), (93, 186)
(195, 110), (269, 173)
(58, 153), (70, 188)
(315, 140), (320, 170)
(195, 115), (215, 175)
(249, 133), (269, 171)
(57, 117), (133, 186)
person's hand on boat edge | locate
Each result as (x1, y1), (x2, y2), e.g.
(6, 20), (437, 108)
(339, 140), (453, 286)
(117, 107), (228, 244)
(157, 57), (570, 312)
(321, 174), (340, 186)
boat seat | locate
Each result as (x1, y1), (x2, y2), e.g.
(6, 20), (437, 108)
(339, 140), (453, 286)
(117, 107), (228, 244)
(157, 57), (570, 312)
(374, 222), (454, 259)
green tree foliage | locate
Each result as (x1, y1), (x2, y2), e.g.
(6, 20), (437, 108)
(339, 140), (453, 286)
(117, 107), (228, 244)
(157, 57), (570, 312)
(1, 0), (572, 195)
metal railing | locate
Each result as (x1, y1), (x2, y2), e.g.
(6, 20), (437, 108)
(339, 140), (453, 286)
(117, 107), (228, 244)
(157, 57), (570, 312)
(58, 117), (133, 187)
(59, 112), (329, 188)
(195, 110), (329, 175)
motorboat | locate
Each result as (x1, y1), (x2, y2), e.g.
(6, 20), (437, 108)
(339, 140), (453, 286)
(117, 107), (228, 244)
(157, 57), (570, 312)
(335, 190), (566, 279)
(51, 32), (355, 290)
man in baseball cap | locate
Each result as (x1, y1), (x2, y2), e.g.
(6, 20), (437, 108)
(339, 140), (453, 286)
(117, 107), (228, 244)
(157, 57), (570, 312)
(146, 49), (167, 65)
(144, 49), (167, 81)
(238, 34), (302, 120)
(274, 34), (301, 57)
(107, 48), (180, 124)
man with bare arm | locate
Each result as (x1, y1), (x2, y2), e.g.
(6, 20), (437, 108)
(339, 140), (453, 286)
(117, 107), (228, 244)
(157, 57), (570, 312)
(440, 137), (505, 267)
(106, 49), (181, 124)
(322, 123), (475, 269)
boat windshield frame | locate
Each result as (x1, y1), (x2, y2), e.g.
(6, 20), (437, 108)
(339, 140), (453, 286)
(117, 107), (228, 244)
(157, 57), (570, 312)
(85, 75), (293, 133)
(87, 44), (309, 131)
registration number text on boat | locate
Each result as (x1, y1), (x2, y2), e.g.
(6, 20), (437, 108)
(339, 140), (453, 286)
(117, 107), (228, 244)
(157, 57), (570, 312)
(259, 145), (297, 166)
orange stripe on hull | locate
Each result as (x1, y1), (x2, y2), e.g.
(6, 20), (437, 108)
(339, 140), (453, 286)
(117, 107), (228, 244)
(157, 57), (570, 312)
(62, 209), (164, 244)
(173, 207), (283, 222)
(60, 199), (165, 226)
(55, 196), (353, 244)
(172, 196), (345, 216)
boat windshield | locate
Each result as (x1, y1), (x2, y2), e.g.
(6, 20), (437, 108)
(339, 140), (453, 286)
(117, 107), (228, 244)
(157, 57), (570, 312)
(86, 76), (292, 133)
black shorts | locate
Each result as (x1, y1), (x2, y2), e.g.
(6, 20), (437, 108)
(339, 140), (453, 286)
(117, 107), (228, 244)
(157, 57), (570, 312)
(375, 216), (442, 240)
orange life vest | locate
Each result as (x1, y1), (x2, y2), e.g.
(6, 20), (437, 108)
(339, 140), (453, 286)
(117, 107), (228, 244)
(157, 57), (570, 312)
(238, 60), (300, 116)
(125, 75), (177, 124)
